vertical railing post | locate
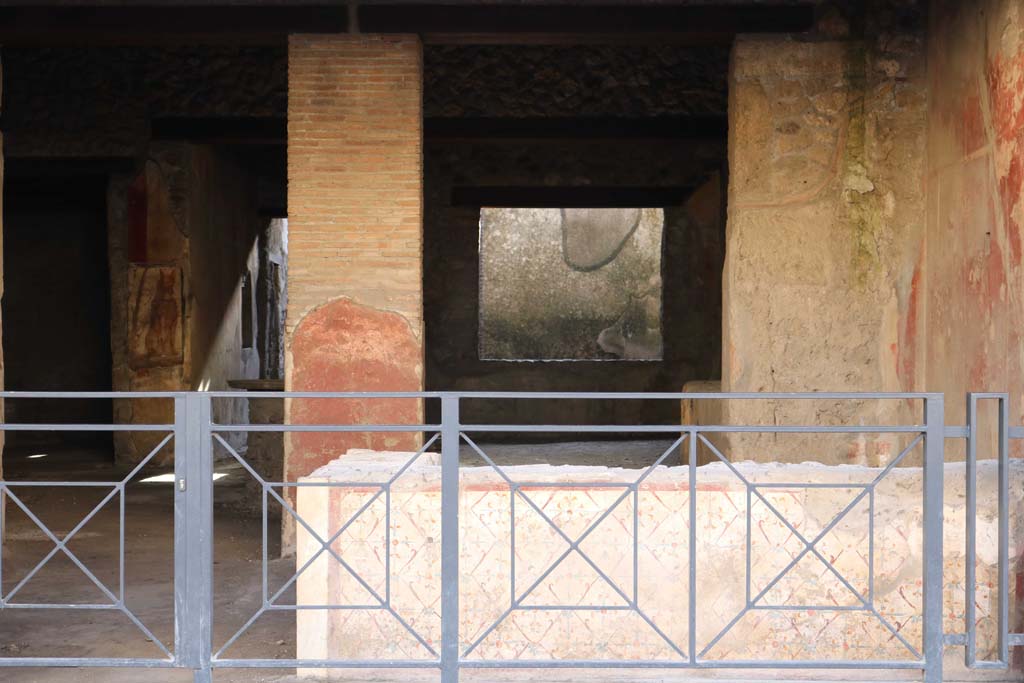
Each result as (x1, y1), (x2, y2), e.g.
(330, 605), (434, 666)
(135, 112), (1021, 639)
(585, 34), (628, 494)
(173, 394), (188, 666)
(440, 394), (460, 683)
(687, 428), (697, 664)
(997, 394), (1010, 668)
(966, 393), (1011, 669)
(966, 393), (978, 667)
(177, 392), (214, 682)
(923, 394), (945, 683)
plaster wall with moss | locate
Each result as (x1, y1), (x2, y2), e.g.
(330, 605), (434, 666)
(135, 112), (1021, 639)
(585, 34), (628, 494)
(721, 29), (928, 465)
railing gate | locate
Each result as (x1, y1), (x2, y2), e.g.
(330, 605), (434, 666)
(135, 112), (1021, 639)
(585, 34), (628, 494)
(0, 390), (1022, 681)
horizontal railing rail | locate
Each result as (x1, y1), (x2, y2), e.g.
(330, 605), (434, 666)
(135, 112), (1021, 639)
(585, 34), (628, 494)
(0, 390), (1018, 683)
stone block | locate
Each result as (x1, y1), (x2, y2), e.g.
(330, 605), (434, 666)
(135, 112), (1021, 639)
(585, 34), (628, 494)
(296, 451), (1023, 675)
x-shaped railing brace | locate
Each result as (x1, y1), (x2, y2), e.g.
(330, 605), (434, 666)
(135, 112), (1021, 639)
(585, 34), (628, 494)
(460, 433), (690, 660)
(0, 433), (175, 658)
(697, 433), (924, 660)
(213, 433), (440, 660)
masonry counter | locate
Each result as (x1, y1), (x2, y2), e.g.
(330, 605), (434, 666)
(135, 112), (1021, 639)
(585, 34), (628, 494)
(295, 449), (1023, 675)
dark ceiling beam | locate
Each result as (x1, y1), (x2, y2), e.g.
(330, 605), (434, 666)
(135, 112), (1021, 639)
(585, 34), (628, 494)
(426, 116), (727, 142)
(3, 156), (137, 177)
(148, 116), (726, 145)
(451, 185), (696, 208)
(0, 3), (815, 46)
(3, 159), (126, 209)
(0, 6), (347, 45)
(420, 32), (736, 46)
(362, 4), (816, 44)
(151, 117), (288, 145)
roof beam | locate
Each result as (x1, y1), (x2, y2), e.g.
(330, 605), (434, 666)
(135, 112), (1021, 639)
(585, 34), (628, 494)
(425, 116), (727, 143)
(0, 3), (815, 46)
(363, 3), (816, 45)
(451, 185), (696, 208)
(0, 6), (347, 45)
(151, 117), (287, 145)
(148, 116), (726, 145)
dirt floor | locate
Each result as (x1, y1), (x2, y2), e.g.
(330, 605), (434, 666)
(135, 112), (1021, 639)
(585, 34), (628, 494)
(0, 441), (299, 682)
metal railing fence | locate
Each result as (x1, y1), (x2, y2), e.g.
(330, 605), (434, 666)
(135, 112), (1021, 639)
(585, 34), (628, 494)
(0, 390), (1019, 683)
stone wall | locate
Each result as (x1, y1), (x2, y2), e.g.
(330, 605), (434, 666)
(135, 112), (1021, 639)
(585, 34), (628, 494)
(718, 3), (1024, 467)
(296, 450), (1024, 677)
(0, 43), (726, 159)
(108, 143), (261, 464)
(722, 30), (928, 465)
(1, 46), (287, 158)
(423, 44), (729, 118)
(925, 0), (1024, 439)
(186, 145), (261, 425)
(285, 34), (424, 549)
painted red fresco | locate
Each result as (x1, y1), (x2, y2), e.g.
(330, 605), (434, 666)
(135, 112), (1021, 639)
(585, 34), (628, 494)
(988, 47), (1024, 144)
(287, 297), (422, 485)
(897, 256), (923, 389)
(986, 234), (1007, 308)
(999, 147), (1024, 265)
(959, 87), (987, 156)
(127, 171), (148, 263)
(989, 47), (1024, 266)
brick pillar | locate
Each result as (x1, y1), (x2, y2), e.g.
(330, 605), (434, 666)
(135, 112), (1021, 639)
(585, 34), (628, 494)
(285, 34), (424, 541)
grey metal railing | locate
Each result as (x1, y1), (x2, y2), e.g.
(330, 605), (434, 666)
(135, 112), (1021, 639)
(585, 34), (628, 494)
(0, 390), (1019, 683)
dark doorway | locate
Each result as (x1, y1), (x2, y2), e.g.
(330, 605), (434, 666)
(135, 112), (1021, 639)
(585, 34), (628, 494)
(2, 171), (114, 450)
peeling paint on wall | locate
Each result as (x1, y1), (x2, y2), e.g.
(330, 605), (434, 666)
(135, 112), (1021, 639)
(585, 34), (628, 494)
(927, 0), (1024, 438)
(722, 30), (927, 465)
(286, 296), (422, 487)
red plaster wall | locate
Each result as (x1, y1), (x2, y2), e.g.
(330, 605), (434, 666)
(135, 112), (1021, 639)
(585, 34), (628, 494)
(287, 297), (422, 485)
(927, 2), (1024, 658)
(926, 0), (1024, 429)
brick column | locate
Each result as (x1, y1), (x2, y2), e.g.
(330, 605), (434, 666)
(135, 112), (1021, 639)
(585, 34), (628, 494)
(285, 34), (424, 518)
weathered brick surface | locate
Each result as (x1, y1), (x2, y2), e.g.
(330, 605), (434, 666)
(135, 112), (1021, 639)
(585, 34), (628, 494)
(285, 34), (424, 550)
(287, 34), (423, 337)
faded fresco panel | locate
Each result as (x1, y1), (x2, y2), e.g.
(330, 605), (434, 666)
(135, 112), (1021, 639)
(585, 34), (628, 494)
(479, 207), (664, 360)
(126, 264), (184, 369)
